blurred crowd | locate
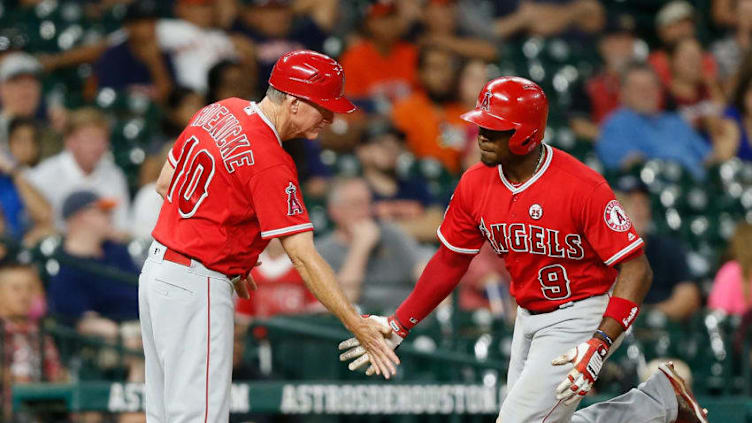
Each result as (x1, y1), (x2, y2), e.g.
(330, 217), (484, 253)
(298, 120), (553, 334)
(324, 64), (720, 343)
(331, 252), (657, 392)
(2, 0), (752, 421)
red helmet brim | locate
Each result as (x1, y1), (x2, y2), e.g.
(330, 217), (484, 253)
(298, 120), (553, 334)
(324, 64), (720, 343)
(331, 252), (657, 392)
(460, 109), (518, 131)
(317, 96), (357, 114)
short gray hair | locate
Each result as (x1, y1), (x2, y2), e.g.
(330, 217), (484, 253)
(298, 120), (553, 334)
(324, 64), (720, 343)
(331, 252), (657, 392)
(266, 86), (288, 104)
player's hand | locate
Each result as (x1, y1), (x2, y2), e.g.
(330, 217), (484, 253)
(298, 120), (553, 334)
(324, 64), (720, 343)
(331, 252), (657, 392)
(551, 337), (609, 405)
(339, 315), (406, 377)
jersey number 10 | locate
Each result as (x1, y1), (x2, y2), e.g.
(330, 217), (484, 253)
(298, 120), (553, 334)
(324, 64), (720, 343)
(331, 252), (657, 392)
(167, 136), (216, 218)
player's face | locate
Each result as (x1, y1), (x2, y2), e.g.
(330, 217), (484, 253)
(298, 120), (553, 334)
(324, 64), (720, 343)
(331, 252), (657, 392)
(292, 99), (334, 140)
(477, 127), (515, 166)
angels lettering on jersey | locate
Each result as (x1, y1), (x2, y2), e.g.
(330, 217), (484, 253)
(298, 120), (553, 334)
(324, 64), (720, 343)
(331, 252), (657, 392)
(478, 217), (585, 260)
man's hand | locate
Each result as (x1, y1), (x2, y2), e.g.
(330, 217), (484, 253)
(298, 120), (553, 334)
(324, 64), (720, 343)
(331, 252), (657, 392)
(349, 219), (381, 249)
(551, 337), (609, 405)
(232, 261), (262, 299)
(339, 315), (406, 376)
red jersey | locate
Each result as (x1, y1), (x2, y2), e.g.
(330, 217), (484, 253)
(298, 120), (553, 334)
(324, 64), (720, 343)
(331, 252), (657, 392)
(152, 99), (313, 276)
(235, 252), (317, 318)
(438, 145), (643, 312)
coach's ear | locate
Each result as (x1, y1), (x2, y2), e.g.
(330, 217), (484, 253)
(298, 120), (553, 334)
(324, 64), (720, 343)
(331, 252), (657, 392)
(289, 96), (300, 114)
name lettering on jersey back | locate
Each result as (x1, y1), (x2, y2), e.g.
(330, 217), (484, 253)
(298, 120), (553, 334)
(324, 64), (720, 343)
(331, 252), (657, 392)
(191, 103), (254, 173)
(480, 219), (585, 260)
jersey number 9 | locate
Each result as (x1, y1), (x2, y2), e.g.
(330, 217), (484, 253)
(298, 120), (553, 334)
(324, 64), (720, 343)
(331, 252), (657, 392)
(538, 264), (572, 301)
(167, 136), (216, 218)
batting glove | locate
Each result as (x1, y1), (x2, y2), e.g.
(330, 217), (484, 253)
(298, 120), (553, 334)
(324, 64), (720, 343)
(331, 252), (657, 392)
(551, 337), (609, 405)
(339, 315), (406, 376)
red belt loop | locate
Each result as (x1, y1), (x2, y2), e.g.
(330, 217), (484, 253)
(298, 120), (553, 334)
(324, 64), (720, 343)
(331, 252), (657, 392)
(163, 248), (192, 267)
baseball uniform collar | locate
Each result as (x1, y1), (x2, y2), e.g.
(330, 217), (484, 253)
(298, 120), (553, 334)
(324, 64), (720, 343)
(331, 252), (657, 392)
(497, 144), (553, 194)
(249, 101), (282, 146)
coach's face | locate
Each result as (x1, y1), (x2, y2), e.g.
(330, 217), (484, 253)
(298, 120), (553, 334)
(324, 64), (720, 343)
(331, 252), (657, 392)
(477, 127), (514, 166)
(290, 98), (334, 140)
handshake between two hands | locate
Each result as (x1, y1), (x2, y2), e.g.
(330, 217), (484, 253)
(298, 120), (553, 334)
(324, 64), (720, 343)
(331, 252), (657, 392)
(338, 315), (405, 378)
(339, 315), (610, 405)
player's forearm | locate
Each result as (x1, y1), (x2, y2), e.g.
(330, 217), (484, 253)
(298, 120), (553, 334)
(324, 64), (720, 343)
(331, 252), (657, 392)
(596, 253), (652, 341)
(395, 246), (473, 330)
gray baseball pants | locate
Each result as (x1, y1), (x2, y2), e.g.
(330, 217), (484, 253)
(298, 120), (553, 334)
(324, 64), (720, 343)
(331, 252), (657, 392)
(497, 294), (678, 423)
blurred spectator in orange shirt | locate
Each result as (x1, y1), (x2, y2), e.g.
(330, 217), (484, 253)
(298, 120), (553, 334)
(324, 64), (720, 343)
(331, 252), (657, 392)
(649, 1), (717, 89)
(235, 239), (319, 322)
(392, 46), (467, 174)
(339, 1), (418, 107)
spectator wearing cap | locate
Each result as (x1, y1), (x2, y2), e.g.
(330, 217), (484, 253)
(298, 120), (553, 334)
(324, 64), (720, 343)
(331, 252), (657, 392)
(0, 52), (43, 147)
(27, 108), (131, 232)
(94, 0), (175, 102)
(231, 0), (336, 91)
(570, 13), (640, 141)
(615, 177), (700, 321)
(47, 190), (140, 328)
(648, 1), (718, 89)
(355, 121), (444, 243)
(339, 1), (418, 105)
(596, 63), (724, 180)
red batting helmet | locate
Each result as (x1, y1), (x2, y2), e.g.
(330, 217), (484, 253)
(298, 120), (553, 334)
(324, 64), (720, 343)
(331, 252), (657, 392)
(460, 76), (548, 155)
(268, 50), (356, 114)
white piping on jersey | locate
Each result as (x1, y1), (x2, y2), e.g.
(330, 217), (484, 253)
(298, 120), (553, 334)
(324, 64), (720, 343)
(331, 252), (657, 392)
(168, 150), (177, 167)
(436, 227), (480, 254)
(249, 102), (282, 146)
(261, 223), (314, 238)
(604, 237), (644, 266)
(497, 144), (553, 194)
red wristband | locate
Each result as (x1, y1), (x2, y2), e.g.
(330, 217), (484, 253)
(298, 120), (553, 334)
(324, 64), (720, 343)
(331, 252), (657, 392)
(388, 315), (409, 338)
(603, 296), (640, 331)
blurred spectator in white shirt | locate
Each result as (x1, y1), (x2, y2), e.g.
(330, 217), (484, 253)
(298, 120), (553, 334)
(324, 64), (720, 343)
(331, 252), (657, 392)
(27, 108), (130, 232)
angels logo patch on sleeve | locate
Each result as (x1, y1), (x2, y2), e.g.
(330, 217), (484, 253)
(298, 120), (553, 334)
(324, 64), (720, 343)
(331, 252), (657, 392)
(603, 199), (631, 232)
(285, 182), (304, 216)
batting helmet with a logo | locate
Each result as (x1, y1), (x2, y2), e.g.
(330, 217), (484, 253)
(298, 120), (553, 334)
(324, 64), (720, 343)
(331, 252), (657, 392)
(460, 76), (548, 155)
(269, 50), (356, 114)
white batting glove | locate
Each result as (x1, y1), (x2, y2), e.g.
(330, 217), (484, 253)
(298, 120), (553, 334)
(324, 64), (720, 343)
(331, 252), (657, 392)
(339, 315), (406, 376)
(551, 337), (609, 405)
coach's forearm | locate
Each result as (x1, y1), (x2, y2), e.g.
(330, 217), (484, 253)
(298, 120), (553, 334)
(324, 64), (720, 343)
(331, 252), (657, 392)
(597, 253), (653, 341)
(282, 233), (360, 330)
